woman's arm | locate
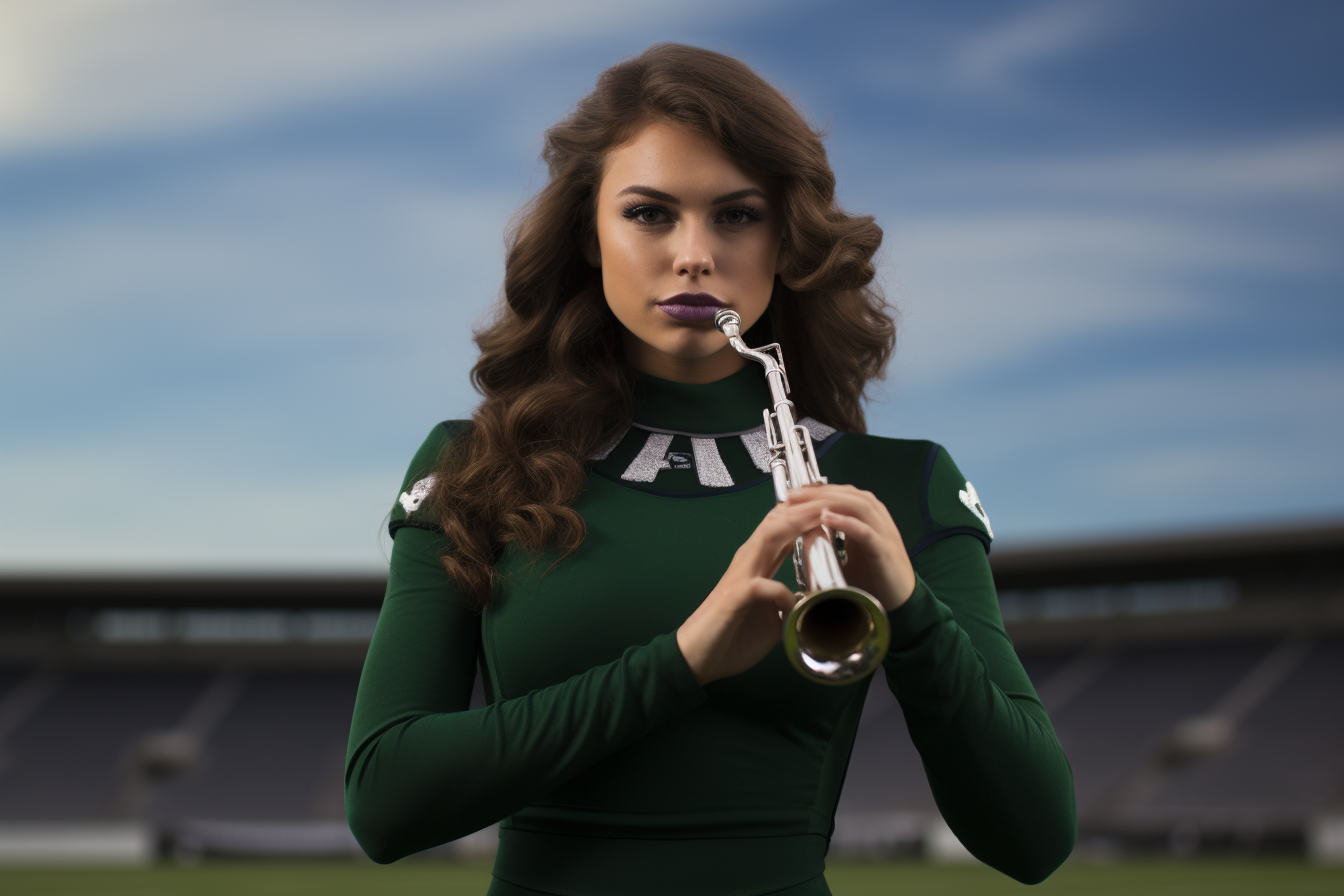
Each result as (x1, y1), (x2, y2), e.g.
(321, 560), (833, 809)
(776, 459), (1076, 883)
(884, 534), (1077, 884)
(345, 525), (706, 863)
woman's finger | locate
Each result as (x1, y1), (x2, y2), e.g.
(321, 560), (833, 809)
(783, 483), (868, 504)
(750, 577), (798, 616)
(745, 503), (824, 568)
(786, 487), (887, 522)
(819, 509), (881, 551)
(816, 509), (916, 611)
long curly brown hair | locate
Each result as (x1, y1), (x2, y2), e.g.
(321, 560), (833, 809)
(428, 44), (895, 608)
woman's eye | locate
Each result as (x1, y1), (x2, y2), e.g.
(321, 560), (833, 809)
(624, 205), (669, 225)
(720, 207), (762, 226)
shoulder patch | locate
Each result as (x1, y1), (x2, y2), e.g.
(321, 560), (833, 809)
(389, 421), (465, 538)
(912, 443), (993, 556)
(398, 474), (437, 514)
(958, 481), (993, 540)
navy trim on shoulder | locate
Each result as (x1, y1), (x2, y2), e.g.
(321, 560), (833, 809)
(910, 526), (992, 558)
(814, 429), (844, 460)
(918, 442), (939, 533)
(389, 519), (442, 539)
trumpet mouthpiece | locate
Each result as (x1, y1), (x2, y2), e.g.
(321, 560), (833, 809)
(714, 308), (741, 335)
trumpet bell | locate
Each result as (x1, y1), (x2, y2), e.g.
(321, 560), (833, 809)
(783, 587), (890, 685)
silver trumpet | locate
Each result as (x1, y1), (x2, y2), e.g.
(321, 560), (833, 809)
(715, 309), (890, 685)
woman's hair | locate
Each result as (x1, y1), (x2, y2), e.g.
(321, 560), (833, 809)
(429, 43), (895, 608)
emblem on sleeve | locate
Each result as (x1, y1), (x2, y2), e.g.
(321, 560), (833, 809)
(958, 481), (993, 540)
(398, 474), (437, 514)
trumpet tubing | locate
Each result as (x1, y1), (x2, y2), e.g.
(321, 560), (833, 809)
(714, 309), (890, 685)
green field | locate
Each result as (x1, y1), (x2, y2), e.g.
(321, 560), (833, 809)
(1, 860), (1342, 896)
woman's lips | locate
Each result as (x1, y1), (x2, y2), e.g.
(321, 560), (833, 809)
(657, 293), (725, 323)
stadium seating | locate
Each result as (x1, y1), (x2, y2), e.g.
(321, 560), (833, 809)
(0, 525), (1340, 859)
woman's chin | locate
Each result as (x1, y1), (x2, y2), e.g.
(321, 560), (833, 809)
(622, 339), (746, 382)
(655, 335), (739, 364)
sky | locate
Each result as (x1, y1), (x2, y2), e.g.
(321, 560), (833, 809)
(2, 0), (1341, 573)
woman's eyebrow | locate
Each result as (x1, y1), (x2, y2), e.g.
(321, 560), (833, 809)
(711, 188), (766, 204)
(614, 186), (767, 204)
(616, 185), (678, 203)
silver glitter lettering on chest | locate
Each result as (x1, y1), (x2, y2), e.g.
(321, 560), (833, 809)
(588, 426), (628, 461)
(691, 438), (733, 487)
(621, 431), (675, 482)
(801, 417), (836, 442)
(740, 427), (771, 472)
(739, 417), (836, 473)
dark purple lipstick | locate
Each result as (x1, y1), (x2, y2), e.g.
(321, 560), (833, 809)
(656, 292), (727, 323)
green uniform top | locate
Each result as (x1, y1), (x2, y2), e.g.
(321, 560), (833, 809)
(346, 367), (1075, 895)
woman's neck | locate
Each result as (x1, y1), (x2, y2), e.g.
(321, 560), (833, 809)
(630, 363), (774, 432)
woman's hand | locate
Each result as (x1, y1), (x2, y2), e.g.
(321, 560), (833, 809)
(676, 485), (914, 686)
(784, 483), (916, 614)
(676, 498), (814, 686)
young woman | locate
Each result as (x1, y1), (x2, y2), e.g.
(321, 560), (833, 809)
(346, 44), (1075, 895)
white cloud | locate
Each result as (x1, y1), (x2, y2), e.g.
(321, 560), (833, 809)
(863, 129), (1343, 387)
(858, 0), (1122, 102)
(1, 156), (511, 357)
(0, 0), (736, 155)
(997, 358), (1344, 454)
(872, 358), (1344, 542)
(882, 211), (1268, 385)
(923, 131), (1344, 202)
(953, 1), (1118, 90)
(878, 355), (1344, 458)
(1101, 442), (1324, 501)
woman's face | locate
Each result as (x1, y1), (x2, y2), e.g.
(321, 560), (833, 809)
(590, 120), (784, 383)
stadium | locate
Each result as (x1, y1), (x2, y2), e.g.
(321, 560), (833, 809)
(2, 523), (1341, 893)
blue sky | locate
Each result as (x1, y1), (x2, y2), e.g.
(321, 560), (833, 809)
(2, 0), (1341, 572)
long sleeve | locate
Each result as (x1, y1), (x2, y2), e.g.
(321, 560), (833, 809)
(347, 406), (1075, 891)
(883, 532), (1077, 883)
(344, 525), (707, 864)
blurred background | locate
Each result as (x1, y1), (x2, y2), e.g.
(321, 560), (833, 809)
(1, 0), (1342, 887)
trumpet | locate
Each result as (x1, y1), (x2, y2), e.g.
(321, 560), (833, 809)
(715, 309), (890, 685)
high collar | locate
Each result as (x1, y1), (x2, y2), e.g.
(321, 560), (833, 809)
(631, 364), (774, 433)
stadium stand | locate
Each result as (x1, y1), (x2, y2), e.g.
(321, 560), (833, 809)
(1, 523), (1341, 861)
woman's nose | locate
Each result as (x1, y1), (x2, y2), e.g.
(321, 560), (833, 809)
(675, 223), (713, 277)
